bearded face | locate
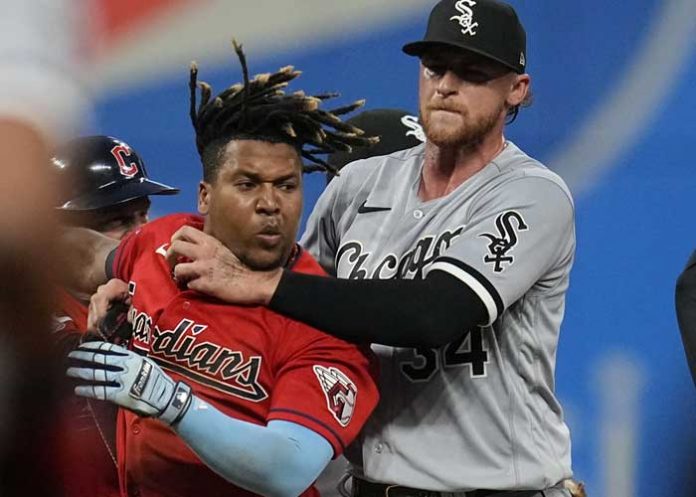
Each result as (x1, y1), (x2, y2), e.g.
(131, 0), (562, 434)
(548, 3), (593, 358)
(417, 49), (514, 149)
(420, 93), (506, 148)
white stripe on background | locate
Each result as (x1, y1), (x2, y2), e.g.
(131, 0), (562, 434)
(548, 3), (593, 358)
(89, 0), (428, 93)
(549, 0), (696, 195)
(594, 353), (646, 497)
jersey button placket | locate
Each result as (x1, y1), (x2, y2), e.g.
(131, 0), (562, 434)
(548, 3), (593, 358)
(413, 209), (424, 219)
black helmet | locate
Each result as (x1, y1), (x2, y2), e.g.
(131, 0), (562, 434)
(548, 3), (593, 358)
(327, 109), (425, 184)
(52, 135), (179, 211)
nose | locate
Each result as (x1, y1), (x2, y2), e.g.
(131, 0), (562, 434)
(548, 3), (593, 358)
(256, 184), (280, 215)
(435, 70), (459, 98)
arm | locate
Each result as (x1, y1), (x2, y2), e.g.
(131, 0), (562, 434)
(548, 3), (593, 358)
(675, 250), (696, 387)
(271, 270), (487, 347)
(177, 404), (332, 497)
(168, 177), (573, 348)
(67, 342), (333, 497)
(166, 226), (486, 347)
(58, 227), (118, 295)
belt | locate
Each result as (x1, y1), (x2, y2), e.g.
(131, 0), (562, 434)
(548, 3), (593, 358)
(351, 478), (540, 497)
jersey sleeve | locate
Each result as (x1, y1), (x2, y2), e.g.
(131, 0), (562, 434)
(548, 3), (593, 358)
(111, 226), (154, 282)
(300, 177), (343, 275)
(427, 175), (575, 325)
(266, 325), (379, 457)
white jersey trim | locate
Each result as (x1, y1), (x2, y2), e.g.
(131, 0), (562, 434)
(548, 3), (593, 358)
(429, 260), (500, 325)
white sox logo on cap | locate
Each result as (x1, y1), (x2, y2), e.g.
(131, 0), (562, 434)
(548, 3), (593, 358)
(450, 0), (479, 37)
(313, 365), (357, 427)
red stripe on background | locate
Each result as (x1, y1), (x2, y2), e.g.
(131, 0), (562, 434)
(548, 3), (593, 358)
(94, 0), (201, 42)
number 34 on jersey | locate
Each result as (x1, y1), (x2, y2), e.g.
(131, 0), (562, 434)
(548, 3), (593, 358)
(400, 327), (489, 382)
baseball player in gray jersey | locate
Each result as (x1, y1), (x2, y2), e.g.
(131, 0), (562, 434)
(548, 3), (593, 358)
(165, 1), (583, 496)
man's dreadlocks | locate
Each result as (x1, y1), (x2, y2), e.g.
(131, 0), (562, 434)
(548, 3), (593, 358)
(189, 40), (379, 181)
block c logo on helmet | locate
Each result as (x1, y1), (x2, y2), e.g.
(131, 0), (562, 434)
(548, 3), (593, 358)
(111, 144), (140, 178)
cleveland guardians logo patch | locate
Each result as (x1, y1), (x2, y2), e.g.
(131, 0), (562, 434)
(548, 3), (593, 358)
(313, 365), (357, 427)
(479, 211), (528, 272)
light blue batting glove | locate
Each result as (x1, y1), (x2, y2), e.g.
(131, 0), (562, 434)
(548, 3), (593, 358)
(67, 341), (193, 425)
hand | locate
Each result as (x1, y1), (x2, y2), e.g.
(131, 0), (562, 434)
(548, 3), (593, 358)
(66, 341), (193, 425)
(88, 278), (131, 332)
(166, 225), (282, 306)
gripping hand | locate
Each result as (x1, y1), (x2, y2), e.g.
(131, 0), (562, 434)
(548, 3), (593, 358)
(67, 341), (192, 425)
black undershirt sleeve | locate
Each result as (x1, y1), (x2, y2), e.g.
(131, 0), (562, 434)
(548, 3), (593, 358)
(105, 247), (117, 280)
(675, 250), (696, 387)
(269, 270), (488, 348)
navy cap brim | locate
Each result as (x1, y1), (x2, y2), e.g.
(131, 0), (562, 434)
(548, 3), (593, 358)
(402, 40), (524, 74)
(58, 177), (180, 211)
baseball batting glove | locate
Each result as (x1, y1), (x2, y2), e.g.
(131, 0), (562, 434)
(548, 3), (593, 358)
(67, 341), (192, 425)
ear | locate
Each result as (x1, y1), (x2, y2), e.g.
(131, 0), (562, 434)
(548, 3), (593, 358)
(198, 181), (211, 215)
(506, 73), (531, 108)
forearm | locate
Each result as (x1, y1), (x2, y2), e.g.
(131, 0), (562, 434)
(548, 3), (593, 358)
(58, 227), (117, 294)
(269, 271), (487, 347)
(175, 397), (333, 497)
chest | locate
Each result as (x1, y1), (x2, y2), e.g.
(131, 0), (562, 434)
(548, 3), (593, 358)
(126, 256), (281, 410)
(335, 203), (470, 281)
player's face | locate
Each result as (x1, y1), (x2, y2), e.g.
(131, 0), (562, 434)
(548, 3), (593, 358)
(418, 48), (529, 148)
(198, 139), (303, 271)
(64, 197), (151, 240)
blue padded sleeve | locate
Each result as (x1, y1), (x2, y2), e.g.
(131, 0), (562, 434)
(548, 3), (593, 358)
(174, 396), (333, 497)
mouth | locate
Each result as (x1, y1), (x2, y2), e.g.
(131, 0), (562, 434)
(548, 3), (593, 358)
(429, 107), (460, 115)
(256, 226), (283, 246)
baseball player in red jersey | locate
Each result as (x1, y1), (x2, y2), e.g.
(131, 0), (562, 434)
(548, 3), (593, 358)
(51, 135), (178, 497)
(61, 43), (380, 497)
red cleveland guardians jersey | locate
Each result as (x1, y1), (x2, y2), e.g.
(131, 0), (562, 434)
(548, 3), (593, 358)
(52, 288), (120, 497)
(109, 213), (379, 497)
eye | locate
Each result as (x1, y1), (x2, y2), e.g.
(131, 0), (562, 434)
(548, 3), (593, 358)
(277, 181), (298, 192)
(459, 69), (494, 84)
(235, 180), (256, 191)
(423, 64), (445, 79)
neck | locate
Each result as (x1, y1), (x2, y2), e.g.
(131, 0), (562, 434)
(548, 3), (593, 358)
(419, 130), (507, 201)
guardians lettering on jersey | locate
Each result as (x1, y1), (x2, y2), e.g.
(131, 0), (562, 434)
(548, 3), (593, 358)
(336, 226), (464, 280)
(152, 318), (267, 402)
(129, 301), (268, 403)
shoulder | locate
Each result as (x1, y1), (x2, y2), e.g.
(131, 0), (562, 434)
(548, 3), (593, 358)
(339, 144), (424, 179)
(140, 213), (203, 235)
(123, 213), (203, 247)
(320, 145), (424, 219)
(114, 213), (203, 276)
(489, 142), (574, 209)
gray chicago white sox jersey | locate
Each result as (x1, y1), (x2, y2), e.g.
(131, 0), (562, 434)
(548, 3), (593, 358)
(301, 141), (575, 491)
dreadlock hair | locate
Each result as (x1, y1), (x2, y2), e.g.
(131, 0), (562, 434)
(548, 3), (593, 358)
(189, 40), (379, 182)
